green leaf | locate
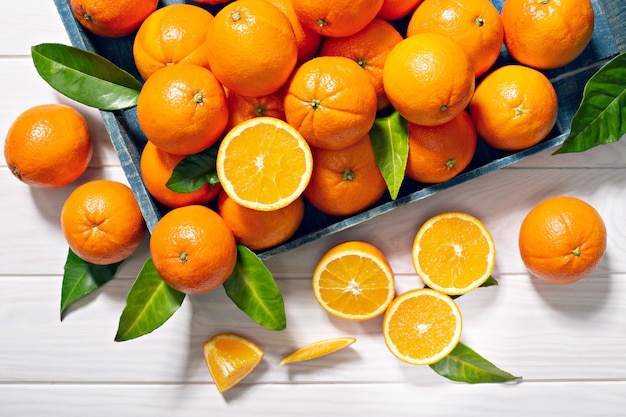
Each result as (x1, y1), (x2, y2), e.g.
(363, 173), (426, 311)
(61, 248), (122, 319)
(31, 43), (142, 111)
(167, 144), (220, 193)
(430, 342), (521, 383)
(481, 275), (499, 288)
(554, 52), (626, 154)
(370, 111), (409, 200)
(115, 257), (185, 342)
(223, 245), (286, 330)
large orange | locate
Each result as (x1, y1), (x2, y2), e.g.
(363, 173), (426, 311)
(377, 0), (424, 21)
(290, 0), (384, 37)
(69, 0), (157, 38)
(225, 87), (286, 132)
(4, 104), (92, 188)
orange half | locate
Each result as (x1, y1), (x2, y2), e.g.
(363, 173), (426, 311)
(279, 337), (356, 365)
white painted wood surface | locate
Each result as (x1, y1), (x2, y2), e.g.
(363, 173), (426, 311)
(1, 2), (625, 415)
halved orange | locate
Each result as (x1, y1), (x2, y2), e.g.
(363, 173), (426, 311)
(279, 337), (356, 365)
(216, 116), (313, 211)
(312, 241), (395, 320)
(412, 212), (496, 295)
(383, 288), (462, 365)
(202, 333), (264, 393)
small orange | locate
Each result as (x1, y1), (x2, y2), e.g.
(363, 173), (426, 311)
(4, 104), (92, 188)
(469, 64), (558, 151)
(290, 0), (384, 37)
(279, 337), (357, 365)
(377, 0), (424, 21)
(519, 196), (607, 285)
(224, 87), (286, 132)
(69, 0), (158, 38)
(60, 180), (146, 265)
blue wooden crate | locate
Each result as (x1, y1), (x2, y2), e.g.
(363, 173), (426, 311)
(53, 0), (625, 260)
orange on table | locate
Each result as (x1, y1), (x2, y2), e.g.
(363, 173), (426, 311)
(303, 133), (387, 217)
(60, 180), (146, 265)
(318, 18), (403, 111)
(207, 0), (298, 97)
(406, 0), (504, 78)
(312, 241), (395, 321)
(405, 110), (477, 184)
(412, 212), (496, 295)
(279, 337), (357, 365)
(284, 56), (377, 150)
(383, 33), (475, 126)
(149, 205), (237, 294)
(383, 288), (462, 365)
(225, 87), (286, 131)
(502, 0), (595, 70)
(132, 4), (214, 81)
(290, 0), (384, 37)
(216, 117), (313, 212)
(519, 196), (607, 285)
(469, 64), (558, 151)
(377, 0), (424, 21)
(203, 333), (264, 393)
(69, 0), (158, 37)
(136, 63), (228, 156)
(4, 104), (92, 188)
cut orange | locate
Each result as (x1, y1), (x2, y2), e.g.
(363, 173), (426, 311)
(216, 117), (313, 211)
(312, 241), (395, 321)
(383, 288), (462, 365)
(279, 337), (356, 365)
(412, 212), (495, 295)
(203, 333), (264, 393)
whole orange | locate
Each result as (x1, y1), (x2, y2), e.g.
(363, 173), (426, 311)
(4, 104), (92, 188)
(60, 180), (146, 265)
(69, 0), (158, 38)
(136, 64), (228, 156)
(150, 205), (237, 294)
(519, 196), (607, 285)
(377, 0), (424, 21)
(225, 87), (286, 131)
(290, 0), (384, 37)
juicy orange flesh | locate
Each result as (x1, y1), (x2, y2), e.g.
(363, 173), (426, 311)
(204, 337), (263, 393)
(280, 337), (356, 365)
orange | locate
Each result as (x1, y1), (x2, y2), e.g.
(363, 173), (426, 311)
(502, 0), (595, 70)
(69, 0), (157, 38)
(412, 212), (496, 295)
(378, 0), (424, 21)
(140, 141), (221, 209)
(304, 133), (388, 217)
(290, 0), (384, 37)
(383, 33), (475, 126)
(519, 196), (607, 285)
(318, 18), (403, 110)
(225, 87), (286, 132)
(136, 64), (228, 156)
(284, 56), (378, 150)
(405, 110), (477, 184)
(207, 0), (298, 97)
(216, 117), (313, 211)
(217, 191), (305, 251)
(406, 0), (504, 78)
(132, 4), (214, 81)
(312, 241), (395, 321)
(383, 288), (462, 365)
(4, 104), (92, 188)
(60, 180), (146, 265)
(203, 333), (264, 393)
(279, 337), (357, 365)
(469, 64), (558, 151)
(150, 205), (237, 294)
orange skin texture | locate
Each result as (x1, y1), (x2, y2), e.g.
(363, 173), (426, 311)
(502, 0), (595, 70)
(469, 64), (558, 151)
(61, 180), (146, 265)
(378, 0), (425, 21)
(225, 87), (286, 131)
(69, 0), (158, 38)
(290, 0), (384, 37)
(519, 196), (607, 285)
(4, 104), (92, 188)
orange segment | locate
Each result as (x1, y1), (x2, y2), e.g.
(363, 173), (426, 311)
(383, 288), (462, 365)
(279, 337), (356, 365)
(216, 117), (313, 211)
(202, 333), (264, 393)
(412, 212), (496, 295)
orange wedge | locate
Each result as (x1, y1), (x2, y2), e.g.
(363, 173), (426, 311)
(216, 116), (313, 211)
(279, 337), (357, 365)
(202, 333), (264, 393)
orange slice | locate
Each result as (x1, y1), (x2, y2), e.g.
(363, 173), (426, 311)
(312, 241), (395, 320)
(412, 212), (496, 295)
(383, 288), (462, 365)
(202, 333), (264, 393)
(216, 116), (313, 211)
(279, 337), (357, 365)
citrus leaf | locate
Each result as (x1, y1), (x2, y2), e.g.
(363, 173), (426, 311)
(223, 245), (286, 330)
(554, 52), (626, 154)
(482, 275), (499, 288)
(115, 257), (185, 342)
(61, 248), (122, 320)
(370, 111), (409, 200)
(430, 342), (521, 383)
(167, 145), (220, 193)
(31, 43), (142, 111)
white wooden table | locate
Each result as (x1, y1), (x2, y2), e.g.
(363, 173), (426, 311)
(1, 2), (625, 415)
